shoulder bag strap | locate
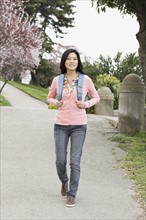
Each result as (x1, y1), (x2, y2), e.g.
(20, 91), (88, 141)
(58, 74), (65, 101)
(77, 73), (84, 101)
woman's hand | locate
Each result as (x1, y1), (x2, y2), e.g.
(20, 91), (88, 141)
(55, 100), (63, 108)
(76, 101), (85, 109)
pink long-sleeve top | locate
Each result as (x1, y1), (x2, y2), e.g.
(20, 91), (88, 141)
(47, 74), (100, 125)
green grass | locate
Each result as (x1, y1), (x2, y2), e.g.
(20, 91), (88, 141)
(8, 81), (58, 109)
(0, 96), (11, 106)
(9, 81), (48, 103)
(111, 132), (146, 206)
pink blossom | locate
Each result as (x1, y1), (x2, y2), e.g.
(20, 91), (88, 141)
(0, 0), (43, 81)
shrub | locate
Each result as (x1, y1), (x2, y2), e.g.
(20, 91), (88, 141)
(95, 74), (120, 109)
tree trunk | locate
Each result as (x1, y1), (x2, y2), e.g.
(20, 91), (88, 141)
(30, 70), (39, 86)
(135, 1), (146, 97)
(0, 80), (8, 94)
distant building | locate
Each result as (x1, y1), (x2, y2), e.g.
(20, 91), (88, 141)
(21, 70), (31, 84)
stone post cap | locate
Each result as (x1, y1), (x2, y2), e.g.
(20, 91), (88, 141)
(122, 73), (144, 84)
(97, 86), (114, 100)
(119, 73), (145, 93)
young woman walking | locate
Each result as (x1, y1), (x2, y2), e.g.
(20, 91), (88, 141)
(47, 48), (100, 207)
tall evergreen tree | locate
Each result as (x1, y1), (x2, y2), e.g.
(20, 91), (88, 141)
(23, 0), (75, 53)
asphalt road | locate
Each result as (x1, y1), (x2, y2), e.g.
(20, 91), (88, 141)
(0, 83), (144, 219)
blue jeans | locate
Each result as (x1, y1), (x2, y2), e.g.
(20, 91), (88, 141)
(54, 124), (87, 198)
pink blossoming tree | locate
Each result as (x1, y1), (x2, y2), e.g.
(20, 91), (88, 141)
(0, 0), (43, 93)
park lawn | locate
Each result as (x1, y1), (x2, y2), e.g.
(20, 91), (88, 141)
(0, 96), (11, 106)
(8, 81), (57, 109)
(9, 81), (49, 103)
(111, 132), (146, 207)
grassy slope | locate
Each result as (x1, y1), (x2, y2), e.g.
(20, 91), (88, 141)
(0, 96), (11, 106)
(9, 81), (48, 103)
(111, 132), (146, 207)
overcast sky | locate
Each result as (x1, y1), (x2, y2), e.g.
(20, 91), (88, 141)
(48, 0), (139, 61)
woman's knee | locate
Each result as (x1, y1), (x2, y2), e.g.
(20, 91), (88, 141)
(56, 160), (66, 168)
(70, 162), (80, 171)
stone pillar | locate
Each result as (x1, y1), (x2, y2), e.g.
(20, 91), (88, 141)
(94, 86), (114, 116)
(119, 73), (145, 134)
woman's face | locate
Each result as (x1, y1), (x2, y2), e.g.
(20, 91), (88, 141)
(65, 52), (78, 71)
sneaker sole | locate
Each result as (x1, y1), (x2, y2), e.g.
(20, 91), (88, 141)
(66, 203), (75, 207)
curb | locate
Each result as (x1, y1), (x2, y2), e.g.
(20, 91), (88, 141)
(100, 115), (118, 128)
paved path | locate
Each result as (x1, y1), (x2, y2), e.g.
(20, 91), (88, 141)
(0, 83), (144, 219)
(0, 81), (47, 109)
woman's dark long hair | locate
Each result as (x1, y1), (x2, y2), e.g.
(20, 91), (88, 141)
(60, 48), (84, 74)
